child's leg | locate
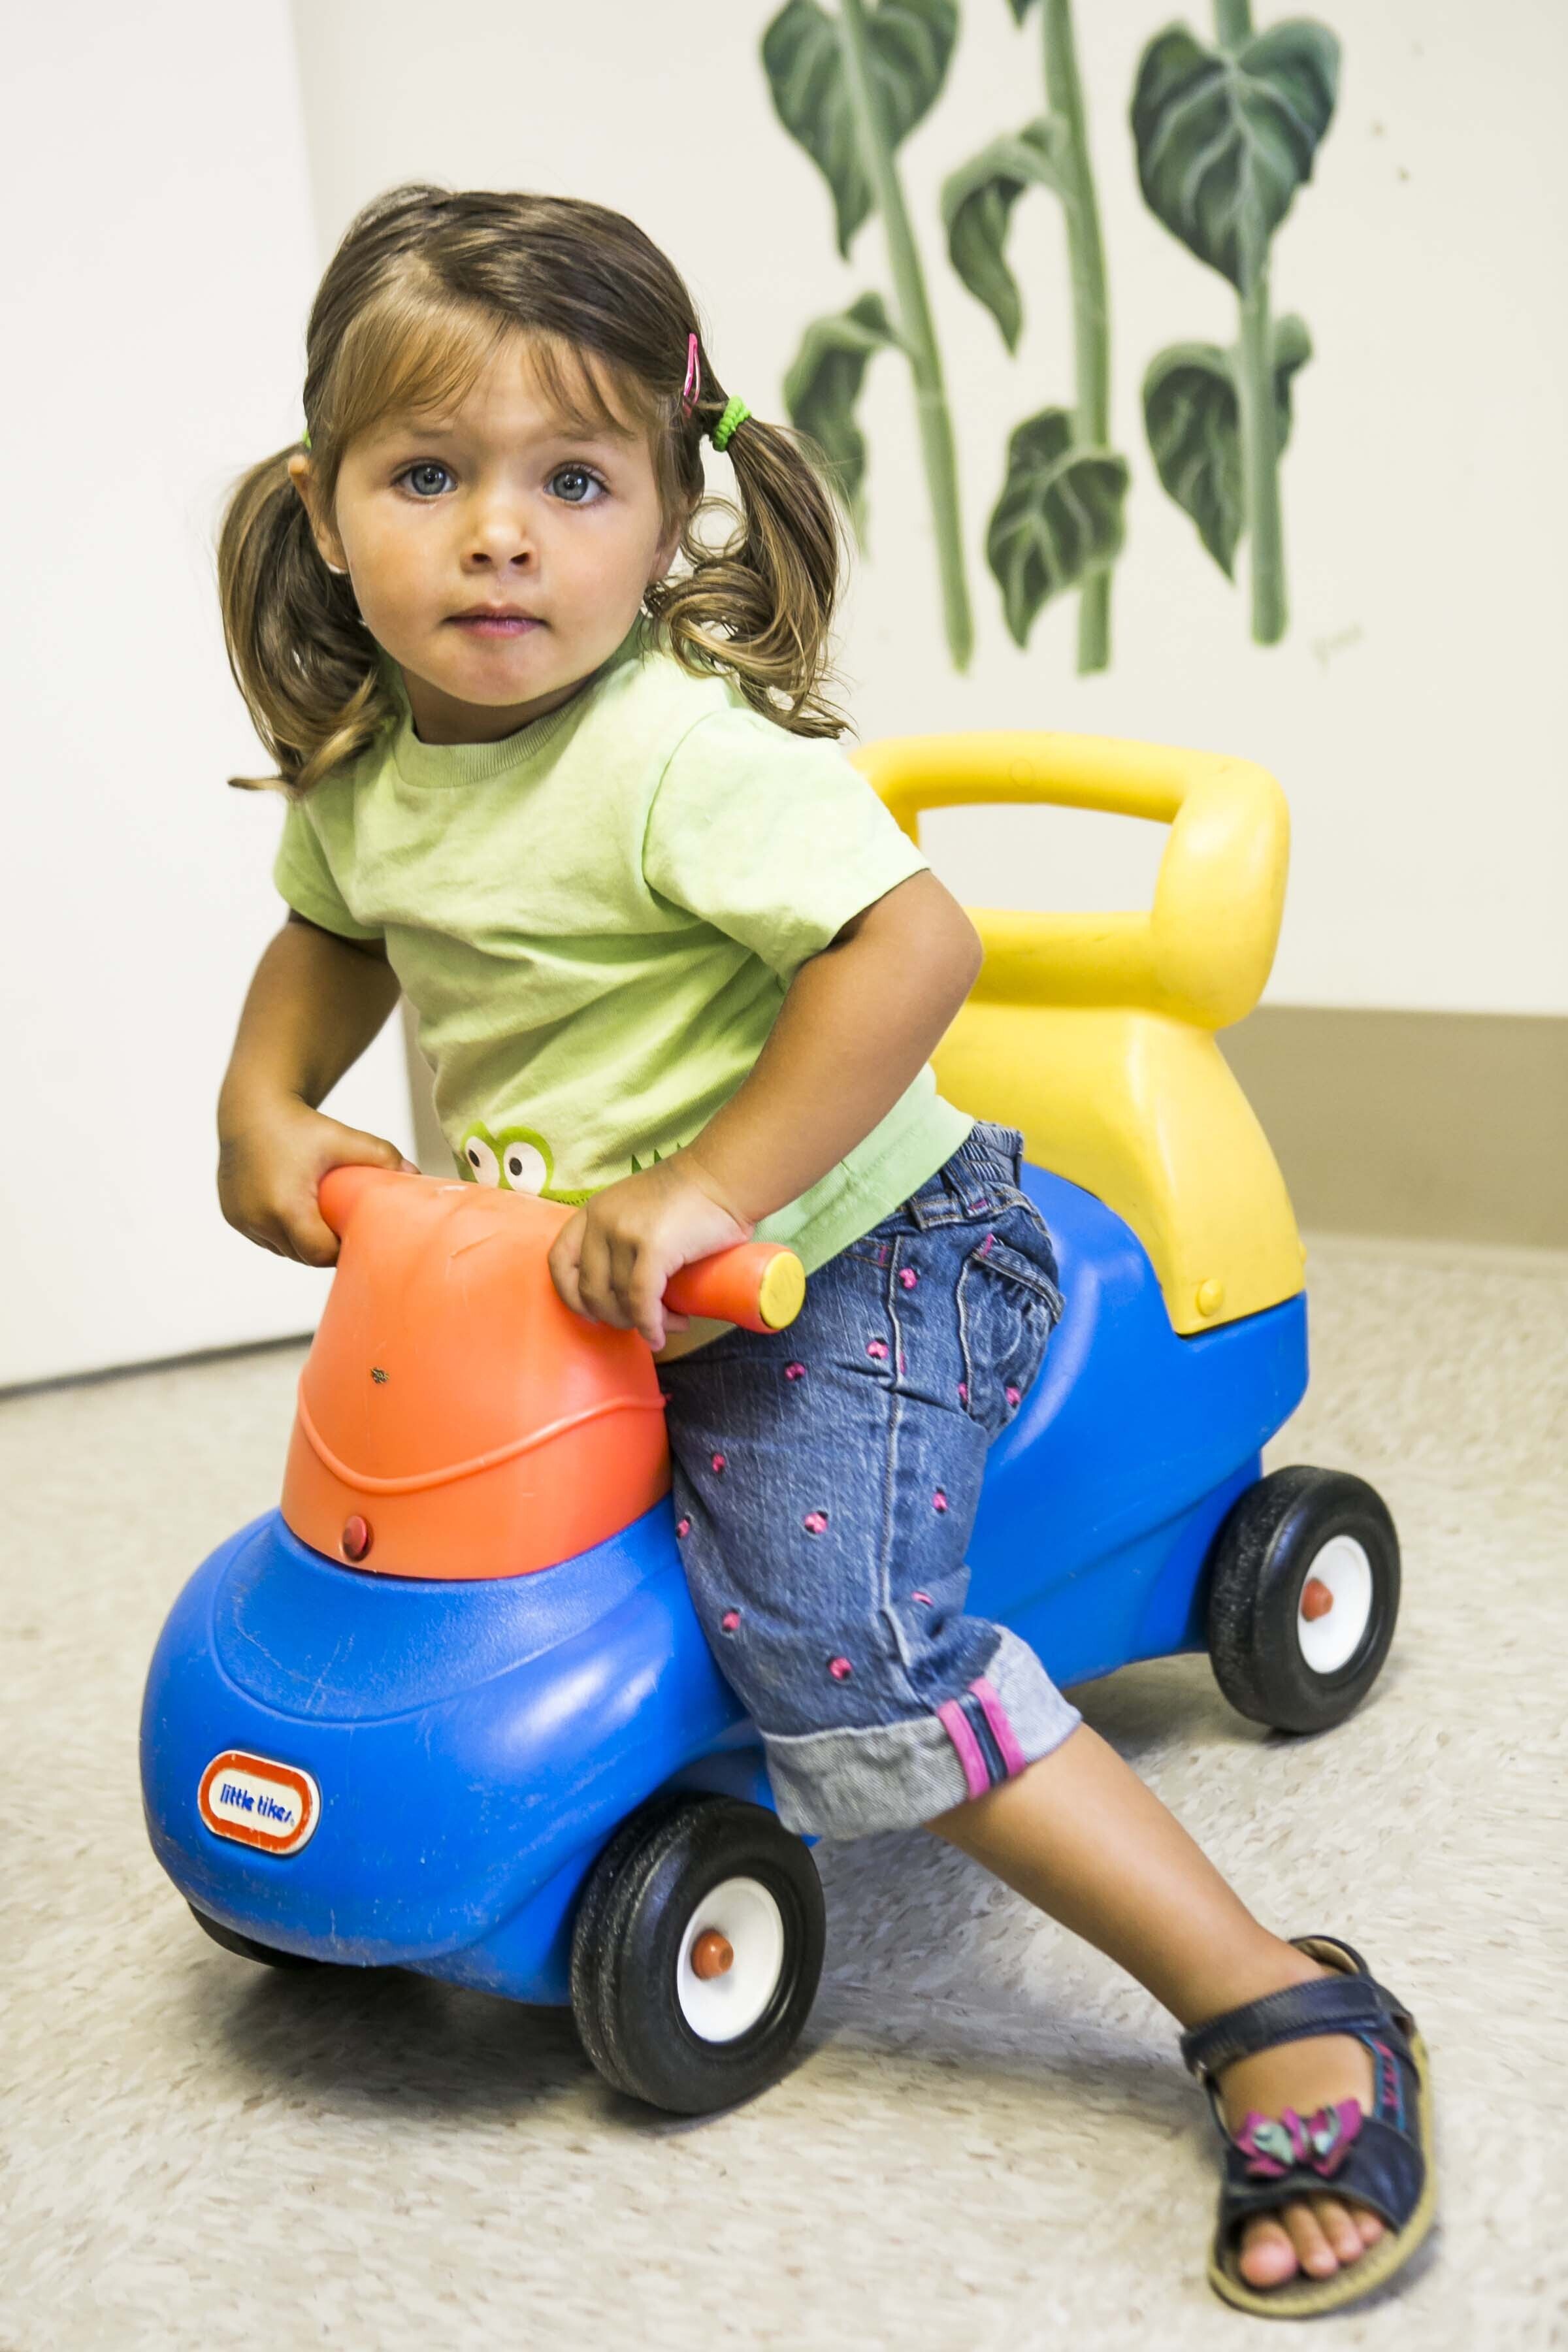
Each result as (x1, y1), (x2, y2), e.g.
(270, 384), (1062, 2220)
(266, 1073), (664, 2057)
(928, 1722), (1386, 2290)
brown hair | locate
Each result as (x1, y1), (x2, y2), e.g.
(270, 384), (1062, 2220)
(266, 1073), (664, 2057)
(218, 184), (853, 794)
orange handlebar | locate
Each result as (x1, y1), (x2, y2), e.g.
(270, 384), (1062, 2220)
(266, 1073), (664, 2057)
(665, 1242), (805, 1333)
(317, 1166), (805, 1335)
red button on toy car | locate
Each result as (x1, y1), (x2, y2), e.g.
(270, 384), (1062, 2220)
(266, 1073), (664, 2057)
(341, 1514), (373, 1562)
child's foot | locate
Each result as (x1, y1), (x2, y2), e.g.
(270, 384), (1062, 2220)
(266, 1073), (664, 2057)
(1213, 1955), (1386, 2292)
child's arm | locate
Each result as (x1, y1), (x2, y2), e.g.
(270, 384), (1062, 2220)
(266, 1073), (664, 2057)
(218, 912), (416, 1266)
(549, 870), (983, 1349)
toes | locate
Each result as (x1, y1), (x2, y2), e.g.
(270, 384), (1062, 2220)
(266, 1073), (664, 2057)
(1309, 2195), (1369, 2265)
(1355, 2205), (1387, 2247)
(1282, 2198), (1339, 2278)
(1237, 2215), (1299, 2289)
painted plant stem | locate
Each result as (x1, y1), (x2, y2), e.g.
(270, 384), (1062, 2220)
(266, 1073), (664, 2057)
(838, 0), (973, 670)
(1041, 0), (1114, 672)
(1237, 259), (1287, 641)
(1217, 0), (1286, 643)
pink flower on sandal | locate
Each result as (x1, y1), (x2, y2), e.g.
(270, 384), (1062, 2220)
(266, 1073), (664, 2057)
(1233, 2100), (1363, 2180)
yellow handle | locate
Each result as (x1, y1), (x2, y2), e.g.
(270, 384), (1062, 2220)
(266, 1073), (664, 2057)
(850, 732), (1289, 1031)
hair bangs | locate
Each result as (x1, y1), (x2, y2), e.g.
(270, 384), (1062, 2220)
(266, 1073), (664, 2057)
(321, 276), (513, 457)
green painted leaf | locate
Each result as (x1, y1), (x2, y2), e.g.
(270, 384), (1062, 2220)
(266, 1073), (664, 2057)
(986, 405), (1129, 646)
(781, 293), (902, 544)
(941, 118), (1068, 352)
(761, 0), (959, 258)
(1143, 314), (1313, 577)
(1143, 342), (1243, 576)
(1130, 20), (1339, 291)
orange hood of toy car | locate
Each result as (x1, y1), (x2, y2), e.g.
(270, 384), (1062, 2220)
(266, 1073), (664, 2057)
(279, 1167), (670, 1580)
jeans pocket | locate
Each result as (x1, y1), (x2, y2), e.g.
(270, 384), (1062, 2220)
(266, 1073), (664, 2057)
(955, 1232), (1062, 1439)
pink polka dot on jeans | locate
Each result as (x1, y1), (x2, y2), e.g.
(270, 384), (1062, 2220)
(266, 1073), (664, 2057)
(676, 1517), (691, 1539)
(932, 1488), (948, 1512)
(912, 1590), (933, 1607)
(956, 1381), (969, 1403)
(828, 1656), (853, 1681)
(1005, 1385), (1022, 1407)
(720, 1609), (740, 1633)
(866, 1337), (889, 1360)
(802, 1509), (829, 1535)
(785, 1362), (806, 1380)
(899, 1267), (919, 1290)
(711, 1452), (727, 1474)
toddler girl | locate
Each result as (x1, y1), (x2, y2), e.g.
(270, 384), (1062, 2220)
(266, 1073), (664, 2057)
(214, 184), (1433, 2319)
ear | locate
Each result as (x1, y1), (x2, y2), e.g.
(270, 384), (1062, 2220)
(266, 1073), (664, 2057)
(286, 452), (349, 574)
(648, 508), (687, 587)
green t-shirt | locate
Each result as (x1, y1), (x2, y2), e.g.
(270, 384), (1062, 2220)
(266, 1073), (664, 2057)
(272, 615), (972, 1273)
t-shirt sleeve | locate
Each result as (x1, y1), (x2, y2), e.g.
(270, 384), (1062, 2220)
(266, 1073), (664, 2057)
(272, 796), (384, 944)
(642, 707), (930, 978)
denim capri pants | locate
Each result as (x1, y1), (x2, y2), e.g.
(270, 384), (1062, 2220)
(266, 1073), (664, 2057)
(660, 1119), (1084, 1840)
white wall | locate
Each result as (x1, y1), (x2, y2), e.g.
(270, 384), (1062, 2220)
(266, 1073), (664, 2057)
(289, 0), (1567, 1017)
(2, 1), (412, 1388)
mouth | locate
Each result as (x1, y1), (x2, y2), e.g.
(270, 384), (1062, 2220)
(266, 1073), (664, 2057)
(448, 610), (542, 638)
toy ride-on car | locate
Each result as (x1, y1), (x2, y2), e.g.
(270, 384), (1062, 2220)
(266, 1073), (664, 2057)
(140, 730), (1400, 2115)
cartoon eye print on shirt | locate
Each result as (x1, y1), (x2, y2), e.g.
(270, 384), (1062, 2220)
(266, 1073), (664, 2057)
(457, 1119), (595, 1204)
(459, 1119), (551, 1193)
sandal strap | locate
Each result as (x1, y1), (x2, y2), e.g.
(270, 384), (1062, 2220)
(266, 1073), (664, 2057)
(1179, 1940), (1413, 2083)
(1215, 2109), (1426, 2242)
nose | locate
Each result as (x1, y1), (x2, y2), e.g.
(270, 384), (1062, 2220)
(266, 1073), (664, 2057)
(462, 487), (536, 569)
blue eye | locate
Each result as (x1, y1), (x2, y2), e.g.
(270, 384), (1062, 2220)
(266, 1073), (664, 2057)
(551, 465), (604, 506)
(400, 461), (452, 498)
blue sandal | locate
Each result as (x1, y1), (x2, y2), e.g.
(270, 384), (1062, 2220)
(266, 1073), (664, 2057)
(1178, 1934), (1437, 2317)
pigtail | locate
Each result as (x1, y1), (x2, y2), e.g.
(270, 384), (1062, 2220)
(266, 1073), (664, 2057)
(647, 388), (855, 742)
(216, 446), (395, 796)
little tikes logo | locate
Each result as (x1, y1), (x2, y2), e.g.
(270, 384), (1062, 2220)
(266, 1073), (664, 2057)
(198, 1752), (319, 1857)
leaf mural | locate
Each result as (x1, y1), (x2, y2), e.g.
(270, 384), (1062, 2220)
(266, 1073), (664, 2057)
(761, 0), (959, 259)
(1143, 344), (1245, 577)
(762, 0), (973, 668)
(940, 119), (1066, 355)
(781, 294), (903, 544)
(1130, 22), (1339, 293)
(941, 0), (1124, 672)
(1132, 5), (1338, 645)
(987, 406), (1129, 647)
(1143, 316), (1311, 578)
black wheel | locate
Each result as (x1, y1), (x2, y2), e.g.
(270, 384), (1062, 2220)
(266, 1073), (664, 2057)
(188, 1903), (326, 1970)
(569, 1795), (825, 2114)
(1206, 1467), (1400, 1734)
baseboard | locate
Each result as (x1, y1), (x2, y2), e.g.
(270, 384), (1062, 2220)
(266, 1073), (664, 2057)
(1222, 1007), (1567, 1250)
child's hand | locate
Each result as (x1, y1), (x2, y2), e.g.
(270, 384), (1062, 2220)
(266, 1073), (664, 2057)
(547, 1153), (754, 1352)
(218, 1090), (417, 1267)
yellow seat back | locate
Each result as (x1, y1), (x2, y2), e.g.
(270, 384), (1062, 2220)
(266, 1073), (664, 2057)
(849, 732), (1304, 1335)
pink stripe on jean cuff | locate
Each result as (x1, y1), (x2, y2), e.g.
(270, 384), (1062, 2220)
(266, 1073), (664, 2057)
(937, 1697), (991, 1801)
(971, 1676), (1029, 1778)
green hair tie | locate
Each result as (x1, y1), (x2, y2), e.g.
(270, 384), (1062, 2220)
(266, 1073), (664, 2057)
(301, 425), (312, 451)
(711, 396), (751, 453)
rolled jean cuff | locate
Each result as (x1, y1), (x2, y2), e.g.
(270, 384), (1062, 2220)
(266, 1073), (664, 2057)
(760, 1628), (1083, 1841)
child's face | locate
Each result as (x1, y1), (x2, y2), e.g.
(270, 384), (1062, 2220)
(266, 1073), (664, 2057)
(289, 336), (683, 744)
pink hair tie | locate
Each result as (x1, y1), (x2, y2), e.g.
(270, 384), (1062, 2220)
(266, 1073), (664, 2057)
(681, 331), (701, 421)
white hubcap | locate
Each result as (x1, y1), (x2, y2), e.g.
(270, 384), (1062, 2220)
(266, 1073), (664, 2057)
(675, 1876), (785, 2042)
(1296, 1536), (1374, 1674)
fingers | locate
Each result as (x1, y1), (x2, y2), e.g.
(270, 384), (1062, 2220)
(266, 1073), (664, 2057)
(265, 1203), (342, 1267)
(549, 1211), (672, 1347)
(612, 1231), (670, 1351)
(547, 1210), (587, 1320)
